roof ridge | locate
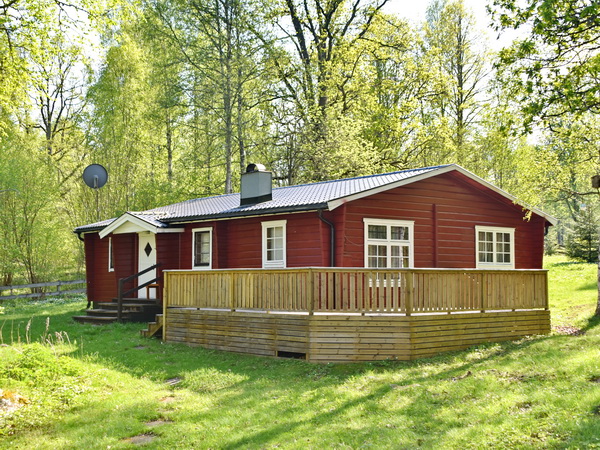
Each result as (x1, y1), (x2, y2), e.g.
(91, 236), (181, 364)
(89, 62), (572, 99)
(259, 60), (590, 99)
(271, 165), (450, 191)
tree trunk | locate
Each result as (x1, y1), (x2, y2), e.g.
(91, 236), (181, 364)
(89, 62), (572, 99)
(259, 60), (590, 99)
(166, 112), (173, 182)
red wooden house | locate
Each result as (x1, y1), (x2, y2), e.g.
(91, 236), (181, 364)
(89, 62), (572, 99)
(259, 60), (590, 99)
(74, 164), (554, 361)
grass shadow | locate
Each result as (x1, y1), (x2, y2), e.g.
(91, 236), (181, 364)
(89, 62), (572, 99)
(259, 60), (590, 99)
(577, 281), (597, 291)
(547, 261), (591, 267)
(581, 313), (600, 333)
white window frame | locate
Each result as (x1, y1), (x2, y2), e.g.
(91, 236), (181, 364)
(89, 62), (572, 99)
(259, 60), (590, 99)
(192, 227), (213, 270)
(363, 218), (414, 269)
(262, 220), (287, 268)
(475, 226), (515, 269)
(108, 237), (114, 272)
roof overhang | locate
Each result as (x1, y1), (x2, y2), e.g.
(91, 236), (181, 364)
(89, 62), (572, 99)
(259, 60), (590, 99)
(99, 212), (184, 238)
(327, 164), (558, 225)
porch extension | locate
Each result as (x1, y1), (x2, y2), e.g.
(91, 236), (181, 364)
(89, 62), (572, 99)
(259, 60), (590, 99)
(160, 268), (550, 362)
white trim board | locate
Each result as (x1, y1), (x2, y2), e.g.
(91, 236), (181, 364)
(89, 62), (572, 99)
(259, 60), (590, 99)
(99, 212), (184, 238)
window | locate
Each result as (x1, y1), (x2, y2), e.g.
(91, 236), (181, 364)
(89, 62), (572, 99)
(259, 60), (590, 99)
(262, 220), (286, 268)
(108, 237), (114, 272)
(364, 219), (414, 268)
(475, 226), (515, 269)
(192, 228), (212, 269)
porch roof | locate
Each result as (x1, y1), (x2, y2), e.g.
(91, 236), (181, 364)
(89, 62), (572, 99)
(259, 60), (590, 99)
(74, 164), (557, 234)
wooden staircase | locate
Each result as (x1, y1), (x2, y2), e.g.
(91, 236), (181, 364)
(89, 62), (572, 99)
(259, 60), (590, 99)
(73, 298), (161, 325)
(140, 313), (163, 338)
(74, 263), (163, 325)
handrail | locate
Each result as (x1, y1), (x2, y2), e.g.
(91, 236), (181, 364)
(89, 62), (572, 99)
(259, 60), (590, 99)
(117, 264), (162, 322)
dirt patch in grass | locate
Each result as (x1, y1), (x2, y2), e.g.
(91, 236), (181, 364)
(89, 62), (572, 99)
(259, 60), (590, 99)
(552, 325), (585, 336)
(159, 396), (176, 403)
(123, 433), (157, 445)
(146, 418), (173, 427)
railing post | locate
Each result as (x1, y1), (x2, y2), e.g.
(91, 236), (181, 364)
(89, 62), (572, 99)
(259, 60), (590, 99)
(405, 270), (413, 316)
(229, 273), (236, 312)
(308, 270), (315, 316)
(480, 272), (487, 313)
(117, 278), (124, 323)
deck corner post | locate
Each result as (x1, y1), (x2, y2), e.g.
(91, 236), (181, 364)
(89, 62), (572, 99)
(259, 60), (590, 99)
(544, 270), (549, 310)
(405, 270), (413, 316)
(162, 272), (168, 341)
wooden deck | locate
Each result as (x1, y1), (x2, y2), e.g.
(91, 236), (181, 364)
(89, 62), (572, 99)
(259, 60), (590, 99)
(159, 268), (550, 362)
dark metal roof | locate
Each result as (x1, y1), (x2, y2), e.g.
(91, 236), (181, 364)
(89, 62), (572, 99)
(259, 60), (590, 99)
(74, 165), (449, 233)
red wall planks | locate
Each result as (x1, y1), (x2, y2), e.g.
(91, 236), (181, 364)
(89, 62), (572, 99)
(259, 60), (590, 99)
(84, 233), (116, 303)
(337, 172), (546, 269)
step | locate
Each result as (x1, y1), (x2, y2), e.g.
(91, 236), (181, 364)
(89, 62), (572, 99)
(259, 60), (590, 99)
(85, 309), (132, 318)
(98, 302), (160, 311)
(111, 298), (159, 304)
(73, 315), (118, 325)
(141, 314), (164, 338)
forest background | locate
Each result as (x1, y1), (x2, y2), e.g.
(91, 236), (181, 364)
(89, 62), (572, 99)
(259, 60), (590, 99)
(0, 0), (598, 285)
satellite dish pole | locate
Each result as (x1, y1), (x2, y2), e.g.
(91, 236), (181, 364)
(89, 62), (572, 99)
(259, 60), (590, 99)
(82, 164), (108, 221)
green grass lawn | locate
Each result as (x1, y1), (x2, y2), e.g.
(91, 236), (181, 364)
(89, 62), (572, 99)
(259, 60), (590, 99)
(1, 255), (600, 449)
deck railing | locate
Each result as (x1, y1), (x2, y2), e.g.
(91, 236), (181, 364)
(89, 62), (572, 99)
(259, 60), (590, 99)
(163, 268), (548, 315)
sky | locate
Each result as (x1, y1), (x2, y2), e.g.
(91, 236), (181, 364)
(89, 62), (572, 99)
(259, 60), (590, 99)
(384, 0), (518, 51)
(387, 0), (490, 24)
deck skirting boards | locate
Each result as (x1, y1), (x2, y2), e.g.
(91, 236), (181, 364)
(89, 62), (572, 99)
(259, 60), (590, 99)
(164, 308), (551, 362)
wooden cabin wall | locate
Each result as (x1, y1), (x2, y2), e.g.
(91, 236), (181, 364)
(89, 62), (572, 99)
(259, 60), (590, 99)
(337, 172), (546, 269)
(178, 213), (326, 269)
(156, 233), (182, 299)
(84, 233), (116, 303)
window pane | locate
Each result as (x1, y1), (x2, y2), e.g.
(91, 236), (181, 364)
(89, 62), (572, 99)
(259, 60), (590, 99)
(367, 245), (387, 268)
(368, 225), (387, 239)
(478, 231), (494, 263)
(495, 232), (511, 264)
(391, 245), (410, 268)
(194, 231), (210, 266)
(391, 226), (409, 241)
(266, 226), (284, 261)
(268, 227), (283, 239)
(391, 246), (400, 268)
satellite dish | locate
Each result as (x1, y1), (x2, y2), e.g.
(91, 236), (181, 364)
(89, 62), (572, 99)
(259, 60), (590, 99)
(82, 164), (108, 189)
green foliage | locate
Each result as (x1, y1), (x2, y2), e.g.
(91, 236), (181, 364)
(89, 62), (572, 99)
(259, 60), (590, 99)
(492, 0), (600, 127)
(0, 124), (75, 284)
(566, 207), (599, 263)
